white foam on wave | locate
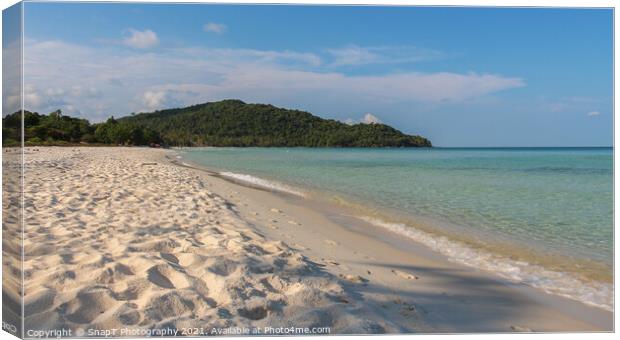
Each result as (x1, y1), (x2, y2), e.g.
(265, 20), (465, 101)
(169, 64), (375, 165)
(358, 216), (613, 311)
(220, 171), (306, 197)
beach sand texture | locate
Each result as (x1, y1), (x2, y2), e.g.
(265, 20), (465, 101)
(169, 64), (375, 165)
(17, 147), (405, 334)
(2, 148), (23, 336)
(5, 147), (612, 335)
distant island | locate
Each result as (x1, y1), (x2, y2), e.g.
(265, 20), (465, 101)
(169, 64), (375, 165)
(2, 99), (431, 147)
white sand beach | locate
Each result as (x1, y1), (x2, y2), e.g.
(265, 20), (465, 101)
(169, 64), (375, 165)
(8, 147), (613, 334)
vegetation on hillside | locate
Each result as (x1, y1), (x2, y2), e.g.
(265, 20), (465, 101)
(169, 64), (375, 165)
(2, 100), (431, 147)
(119, 99), (431, 147)
(2, 110), (161, 147)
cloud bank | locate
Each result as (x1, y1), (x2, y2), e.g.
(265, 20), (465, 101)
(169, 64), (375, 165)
(362, 113), (382, 124)
(19, 37), (525, 122)
(326, 45), (443, 67)
(122, 29), (159, 49)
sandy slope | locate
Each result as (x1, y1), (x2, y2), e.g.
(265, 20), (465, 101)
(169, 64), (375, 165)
(19, 147), (408, 335)
(8, 147), (612, 335)
(172, 150), (613, 333)
(2, 148), (23, 337)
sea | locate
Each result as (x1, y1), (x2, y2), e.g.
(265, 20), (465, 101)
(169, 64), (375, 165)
(179, 147), (613, 310)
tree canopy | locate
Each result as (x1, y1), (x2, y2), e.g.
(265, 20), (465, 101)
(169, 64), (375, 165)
(2, 100), (431, 147)
(119, 99), (431, 147)
(2, 110), (161, 147)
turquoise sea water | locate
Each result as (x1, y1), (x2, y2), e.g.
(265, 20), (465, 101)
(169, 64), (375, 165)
(180, 147), (613, 309)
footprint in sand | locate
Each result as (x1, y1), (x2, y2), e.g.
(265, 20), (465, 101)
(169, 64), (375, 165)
(391, 269), (418, 280)
(324, 239), (338, 246)
(322, 258), (351, 269)
(287, 220), (301, 226)
(325, 259), (339, 266)
(339, 274), (368, 284)
(270, 208), (282, 214)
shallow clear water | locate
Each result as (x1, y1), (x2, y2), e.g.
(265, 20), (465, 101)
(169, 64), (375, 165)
(181, 147), (613, 309)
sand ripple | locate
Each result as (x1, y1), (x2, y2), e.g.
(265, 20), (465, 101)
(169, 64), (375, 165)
(19, 147), (395, 334)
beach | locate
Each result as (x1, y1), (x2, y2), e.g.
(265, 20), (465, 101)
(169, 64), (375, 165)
(12, 147), (613, 334)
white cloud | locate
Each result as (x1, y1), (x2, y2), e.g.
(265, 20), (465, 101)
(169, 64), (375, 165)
(211, 47), (321, 67)
(122, 29), (159, 49)
(141, 90), (185, 111)
(142, 91), (168, 110)
(328, 45), (379, 67)
(24, 85), (43, 109)
(3, 39), (23, 115)
(142, 69), (524, 107)
(587, 111), (601, 117)
(342, 113), (383, 125)
(45, 87), (65, 97)
(327, 45), (443, 67)
(548, 96), (600, 113)
(65, 85), (101, 98)
(4, 93), (22, 114)
(361, 113), (382, 124)
(22, 39), (525, 122)
(203, 22), (227, 34)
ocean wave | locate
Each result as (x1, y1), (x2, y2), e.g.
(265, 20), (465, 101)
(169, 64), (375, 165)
(358, 216), (613, 311)
(219, 171), (307, 197)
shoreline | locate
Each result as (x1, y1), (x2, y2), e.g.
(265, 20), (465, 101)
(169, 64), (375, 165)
(174, 149), (613, 312)
(11, 146), (613, 334)
(167, 149), (613, 332)
(18, 147), (428, 334)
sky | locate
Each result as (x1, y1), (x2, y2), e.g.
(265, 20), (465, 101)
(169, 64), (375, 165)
(3, 2), (613, 147)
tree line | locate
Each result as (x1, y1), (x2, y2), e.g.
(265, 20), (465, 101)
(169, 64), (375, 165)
(2, 100), (432, 148)
(2, 110), (161, 147)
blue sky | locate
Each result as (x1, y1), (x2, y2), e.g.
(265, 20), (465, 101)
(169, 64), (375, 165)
(5, 2), (613, 146)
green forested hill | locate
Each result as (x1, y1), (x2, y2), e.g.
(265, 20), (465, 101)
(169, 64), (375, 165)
(118, 99), (432, 147)
(2, 100), (431, 147)
(2, 110), (160, 146)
